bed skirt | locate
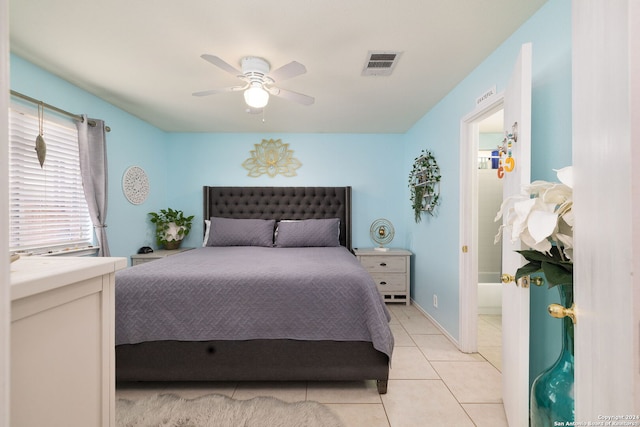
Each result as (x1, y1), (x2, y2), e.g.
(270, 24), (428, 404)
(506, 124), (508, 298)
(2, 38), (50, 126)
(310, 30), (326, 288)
(116, 339), (389, 394)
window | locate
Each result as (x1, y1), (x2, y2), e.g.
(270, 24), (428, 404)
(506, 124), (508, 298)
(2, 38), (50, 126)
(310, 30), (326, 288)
(8, 104), (93, 252)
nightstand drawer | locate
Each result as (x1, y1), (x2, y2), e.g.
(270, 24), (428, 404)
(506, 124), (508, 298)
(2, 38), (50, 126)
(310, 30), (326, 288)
(354, 248), (412, 305)
(359, 256), (406, 273)
(371, 273), (407, 292)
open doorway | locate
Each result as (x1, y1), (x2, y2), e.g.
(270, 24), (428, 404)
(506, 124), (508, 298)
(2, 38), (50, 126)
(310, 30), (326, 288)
(459, 44), (532, 425)
(457, 94), (504, 357)
(476, 109), (504, 371)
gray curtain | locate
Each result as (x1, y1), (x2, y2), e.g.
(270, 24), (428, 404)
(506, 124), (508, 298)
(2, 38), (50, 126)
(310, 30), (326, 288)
(76, 115), (110, 257)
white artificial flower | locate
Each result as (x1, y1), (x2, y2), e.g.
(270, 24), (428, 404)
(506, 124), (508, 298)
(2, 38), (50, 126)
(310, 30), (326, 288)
(555, 166), (573, 188)
(495, 166), (573, 260)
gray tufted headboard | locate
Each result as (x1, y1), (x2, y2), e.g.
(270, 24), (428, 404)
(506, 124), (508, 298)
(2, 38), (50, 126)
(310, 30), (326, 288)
(203, 186), (352, 250)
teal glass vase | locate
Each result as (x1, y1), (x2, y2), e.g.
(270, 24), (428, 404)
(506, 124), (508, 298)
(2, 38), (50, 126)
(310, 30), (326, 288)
(530, 284), (575, 426)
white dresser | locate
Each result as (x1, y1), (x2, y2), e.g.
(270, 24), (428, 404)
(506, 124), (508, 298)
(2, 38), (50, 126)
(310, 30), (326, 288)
(10, 256), (126, 427)
(355, 248), (412, 305)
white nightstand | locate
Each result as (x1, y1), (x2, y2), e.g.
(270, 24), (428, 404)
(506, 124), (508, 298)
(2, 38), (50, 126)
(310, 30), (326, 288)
(130, 247), (194, 266)
(354, 248), (412, 305)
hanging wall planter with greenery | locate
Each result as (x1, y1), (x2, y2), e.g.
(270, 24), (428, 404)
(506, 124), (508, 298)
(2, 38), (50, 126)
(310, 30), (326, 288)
(408, 150), (441, 223)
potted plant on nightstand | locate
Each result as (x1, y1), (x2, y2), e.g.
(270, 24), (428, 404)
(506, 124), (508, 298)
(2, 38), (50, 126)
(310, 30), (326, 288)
(148, 208), (194, 250)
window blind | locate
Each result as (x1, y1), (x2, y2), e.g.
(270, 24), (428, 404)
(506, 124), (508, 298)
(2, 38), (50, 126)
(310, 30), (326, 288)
(8, 106), (93, 252)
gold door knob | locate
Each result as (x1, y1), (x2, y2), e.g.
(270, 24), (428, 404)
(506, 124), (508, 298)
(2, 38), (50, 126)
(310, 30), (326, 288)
(501, 273), (530, 288)
(548, 303), (576, 324)
(501, 273), (516, 284)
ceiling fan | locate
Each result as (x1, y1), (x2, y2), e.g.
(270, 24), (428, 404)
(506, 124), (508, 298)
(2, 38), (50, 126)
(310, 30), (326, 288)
(193, 55), (315, 111)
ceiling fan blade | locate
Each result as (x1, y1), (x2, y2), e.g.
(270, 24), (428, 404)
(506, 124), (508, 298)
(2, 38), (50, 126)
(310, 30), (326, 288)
(201, 54), (242, 77)
(268, 86), (315, 106)
(267, 61), (307, 82)
(192, 85), (248, 97)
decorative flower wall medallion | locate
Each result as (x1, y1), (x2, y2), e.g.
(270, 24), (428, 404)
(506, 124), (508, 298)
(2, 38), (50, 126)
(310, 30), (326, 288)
(122, 166), (150, 205)
(242, 138), (301, 177)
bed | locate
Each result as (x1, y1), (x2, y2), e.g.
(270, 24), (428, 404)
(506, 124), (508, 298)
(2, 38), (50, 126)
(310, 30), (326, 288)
(115, 186), (393, 394)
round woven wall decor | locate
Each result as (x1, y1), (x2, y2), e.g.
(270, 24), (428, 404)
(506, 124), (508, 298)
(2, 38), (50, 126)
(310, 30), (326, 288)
(122, 166), (150, 205)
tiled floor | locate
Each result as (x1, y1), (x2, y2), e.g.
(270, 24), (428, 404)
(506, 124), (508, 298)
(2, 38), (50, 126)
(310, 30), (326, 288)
(117, 304), (508, 427)
(478, 314), (502, 372)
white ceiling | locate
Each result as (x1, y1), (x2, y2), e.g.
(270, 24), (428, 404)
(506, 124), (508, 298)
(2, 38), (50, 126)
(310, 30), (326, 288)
(9, 0), (546, 133)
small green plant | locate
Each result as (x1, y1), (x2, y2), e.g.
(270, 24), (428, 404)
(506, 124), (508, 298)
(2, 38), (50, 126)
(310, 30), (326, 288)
(148, 208), (194, 249)
(411, 184), (426, 222)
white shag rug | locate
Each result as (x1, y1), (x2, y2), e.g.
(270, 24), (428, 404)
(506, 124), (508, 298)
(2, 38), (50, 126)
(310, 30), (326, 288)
(116, 393), (345, 427)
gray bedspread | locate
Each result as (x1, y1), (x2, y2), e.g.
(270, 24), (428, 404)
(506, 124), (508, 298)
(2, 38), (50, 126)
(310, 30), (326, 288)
(115, 246), (394, 358)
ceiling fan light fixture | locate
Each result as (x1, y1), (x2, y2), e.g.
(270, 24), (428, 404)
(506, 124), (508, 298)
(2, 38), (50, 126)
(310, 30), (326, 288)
(244, 85), (269, 109)
(195, 55), (313, 108)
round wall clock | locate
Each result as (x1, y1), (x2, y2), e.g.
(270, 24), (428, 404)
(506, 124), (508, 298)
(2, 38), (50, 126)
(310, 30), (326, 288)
(122, 166), (150, 205)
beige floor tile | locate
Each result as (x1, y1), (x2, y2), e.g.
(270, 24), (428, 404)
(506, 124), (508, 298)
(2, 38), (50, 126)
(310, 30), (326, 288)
(389, 346), (439, 380)
(387, 304), (426, 320)
(160, 381), (237, 399)
(307, 381), (381, 404)
(480, 314), (502, 330)
(478, 314), (502, 370)
(327, 403), (390, 427)
(431, 361), (502, 403)
(462, 403), (509, 427)
(387, 309), (401, 325)
(397, 315), (441, 335)
(116, 381), (238, 400)
(478, 345), (502, 371)
(381, 380), (474, 427)
(116, 381), (166, 400)
(231, 381), (308, 402)
(413, 334), (484, 362)
(390, 323), (415, 347)
(478, 321), (502, 347)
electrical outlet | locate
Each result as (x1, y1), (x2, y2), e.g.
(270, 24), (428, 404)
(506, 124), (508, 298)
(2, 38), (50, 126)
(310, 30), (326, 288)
(433, 294), (438, 308)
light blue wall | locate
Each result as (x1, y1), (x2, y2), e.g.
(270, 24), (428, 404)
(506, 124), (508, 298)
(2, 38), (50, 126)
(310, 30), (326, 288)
(10, 54), (169, 260)
(164, 132), (407, 250)
(479, 132), (503, 151)
(402, 0), (572, 383)
(10, 55), (407, 259)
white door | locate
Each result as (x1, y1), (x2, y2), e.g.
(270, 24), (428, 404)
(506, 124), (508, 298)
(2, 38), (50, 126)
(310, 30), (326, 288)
(500, 43), (532, 426)
(573, 0), (640, 417)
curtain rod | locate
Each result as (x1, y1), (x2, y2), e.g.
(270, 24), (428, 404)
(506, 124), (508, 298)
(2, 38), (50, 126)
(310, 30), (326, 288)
(9, 90), (111, 132)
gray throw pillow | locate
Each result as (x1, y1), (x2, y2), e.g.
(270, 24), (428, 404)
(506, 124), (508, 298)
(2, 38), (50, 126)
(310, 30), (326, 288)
(275, 218), (340, 247)
(207, 217), (275, 247)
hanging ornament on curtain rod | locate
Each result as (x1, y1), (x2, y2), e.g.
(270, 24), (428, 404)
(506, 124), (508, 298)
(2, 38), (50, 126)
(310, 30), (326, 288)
(35, 102), (47, 168)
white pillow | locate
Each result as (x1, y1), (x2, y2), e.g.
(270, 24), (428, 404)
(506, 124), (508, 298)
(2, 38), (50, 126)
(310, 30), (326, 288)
(202, 219), (211, 247)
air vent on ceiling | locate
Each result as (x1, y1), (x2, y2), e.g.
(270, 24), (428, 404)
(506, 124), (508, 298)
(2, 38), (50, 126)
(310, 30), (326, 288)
(362, 51), (403, 76)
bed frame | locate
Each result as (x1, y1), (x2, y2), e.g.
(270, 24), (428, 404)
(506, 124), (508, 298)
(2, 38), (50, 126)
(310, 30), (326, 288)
(116, 186), (390, 393)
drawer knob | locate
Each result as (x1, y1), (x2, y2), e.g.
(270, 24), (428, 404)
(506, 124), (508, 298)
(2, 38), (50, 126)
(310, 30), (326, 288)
(379, 262), (387, 267)
(379, 281), (387, 285)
